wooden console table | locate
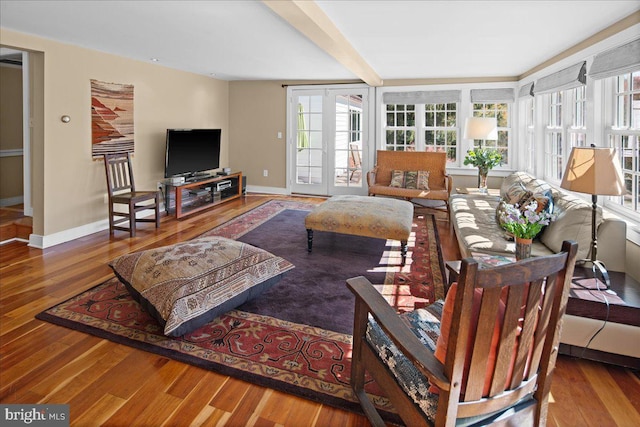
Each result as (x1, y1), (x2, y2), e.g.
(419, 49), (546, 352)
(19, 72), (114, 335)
(164, 172), (242, 219)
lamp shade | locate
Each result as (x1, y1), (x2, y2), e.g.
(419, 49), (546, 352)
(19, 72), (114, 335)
(560, 147), (625, 196)
(463, 117), (497, 140)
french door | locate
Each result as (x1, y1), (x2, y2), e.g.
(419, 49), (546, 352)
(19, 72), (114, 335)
(288, 86), (372, 196)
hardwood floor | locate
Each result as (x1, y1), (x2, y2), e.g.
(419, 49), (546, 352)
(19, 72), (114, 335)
(1, 194), (639, 427)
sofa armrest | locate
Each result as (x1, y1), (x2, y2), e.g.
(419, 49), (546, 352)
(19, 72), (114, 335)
(445, 174), (453, 196)
(367, 167), (378, 188)
(596, 216), (626, 272)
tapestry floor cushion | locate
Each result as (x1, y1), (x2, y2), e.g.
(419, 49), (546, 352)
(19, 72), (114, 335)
(109, 236), (294, 337)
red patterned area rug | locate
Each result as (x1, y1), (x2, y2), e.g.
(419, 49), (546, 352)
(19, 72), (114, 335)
(36, 199), (446, 422)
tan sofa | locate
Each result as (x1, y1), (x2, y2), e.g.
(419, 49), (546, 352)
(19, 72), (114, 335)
(449, 171), (626, 272)
(367, 150), (453, 211)
(450, 172), (638, 363)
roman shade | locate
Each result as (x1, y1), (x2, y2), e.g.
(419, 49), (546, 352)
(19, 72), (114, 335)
(518, 82), (535, 98)
(589, 38), (640, 80)
(534, 61), (586, 94)
(382, 90), (461, 105)
(470, 88), (515, 103)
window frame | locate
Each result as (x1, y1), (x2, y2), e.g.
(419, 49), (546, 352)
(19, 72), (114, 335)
(470, 102), (511, 165)
(379, 87), (515, 169)
(542, 86), (588, 185)
(602, 71), (640, 220)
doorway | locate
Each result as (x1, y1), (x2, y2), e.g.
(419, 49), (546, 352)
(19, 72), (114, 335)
(0, 47), (31, 218)
(288, 85), (372, 196)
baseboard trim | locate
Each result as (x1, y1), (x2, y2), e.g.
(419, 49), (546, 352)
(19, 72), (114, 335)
(29, 219), (110, 249)
(559, 343), (640, 369)
(0, 196), (25, 207)
(28, 208), (159, 249)
(246, 185), (288, 195)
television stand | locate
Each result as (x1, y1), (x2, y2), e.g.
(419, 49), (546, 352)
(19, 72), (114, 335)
(163, 172), (242, 219)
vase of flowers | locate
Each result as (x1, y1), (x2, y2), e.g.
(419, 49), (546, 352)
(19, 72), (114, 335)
(499, 201), (555, 260)
(463, 147), (502, 193)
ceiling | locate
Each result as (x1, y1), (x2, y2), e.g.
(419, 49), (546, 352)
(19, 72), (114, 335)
(1, 0), (638, 83)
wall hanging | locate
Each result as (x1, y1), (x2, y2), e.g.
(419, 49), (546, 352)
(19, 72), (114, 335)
(91, 79), (134, 157)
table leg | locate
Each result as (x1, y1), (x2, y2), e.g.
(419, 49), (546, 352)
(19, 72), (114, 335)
(307, 229), (313, 252)
(400, 240), (407, 266)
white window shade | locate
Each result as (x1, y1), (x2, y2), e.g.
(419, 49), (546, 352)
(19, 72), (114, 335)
(382, 90), (461, 105)
(470, 88), (515, 103)
(589, 38), (640, 80)
(534, 62), (586, 94)
(518, 82), (534, 98)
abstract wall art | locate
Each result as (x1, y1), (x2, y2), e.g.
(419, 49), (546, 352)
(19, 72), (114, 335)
(91, 79), (134, 157)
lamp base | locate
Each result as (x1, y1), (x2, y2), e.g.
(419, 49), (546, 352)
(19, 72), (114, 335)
(577, 258), (612, 291)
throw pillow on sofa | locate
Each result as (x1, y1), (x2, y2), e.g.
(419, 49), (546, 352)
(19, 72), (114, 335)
(389, 170), (430, 190)
(416, 170), (430, 190)
(404, 170), (418, 189)
(496, 183), (554, 239)
(390, 170), (406, 187)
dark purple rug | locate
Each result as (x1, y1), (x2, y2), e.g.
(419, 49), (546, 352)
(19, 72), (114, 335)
(232, 208), (387, 334)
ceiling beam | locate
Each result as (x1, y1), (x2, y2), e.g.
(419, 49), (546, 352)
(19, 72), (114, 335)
(262, 0), (383, 86)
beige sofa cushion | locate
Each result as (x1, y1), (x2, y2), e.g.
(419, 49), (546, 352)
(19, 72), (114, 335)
(540, 191), (602, 261)
(449, 194), (553, 258)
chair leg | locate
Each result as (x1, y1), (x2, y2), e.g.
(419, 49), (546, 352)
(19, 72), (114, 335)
(155, 195), (160, 229)
(129, 200), (136, 238)
(108, 204), (115, 235)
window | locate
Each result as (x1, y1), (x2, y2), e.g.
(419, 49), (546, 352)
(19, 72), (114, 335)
(385, 104), (416, 151)
(569, 85), (587, 147)
(607, 71), (640, 216)
(545, 92), (564, 181)
(424, 103), (457, 161)
(524, 97), (535, 174)
(384, 101), (458, 161)
(471, 102), (510, 164)
(542, 86), (588, 183)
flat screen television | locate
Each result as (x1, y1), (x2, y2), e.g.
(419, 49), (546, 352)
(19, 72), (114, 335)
(165, 129), (221, 179)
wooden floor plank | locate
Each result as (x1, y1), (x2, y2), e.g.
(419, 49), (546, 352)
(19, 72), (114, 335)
(163, 371), (229, 427)
(72, 393), (127, 427)
(578, 358), (640, 427)
(0, 194), (637, 427)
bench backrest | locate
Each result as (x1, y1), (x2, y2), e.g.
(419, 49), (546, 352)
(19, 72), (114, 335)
(374, 150), (448, 190)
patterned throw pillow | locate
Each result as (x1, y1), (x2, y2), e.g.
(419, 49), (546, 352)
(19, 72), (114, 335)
(404, 171), (418, 189)
(496, 183), (531, 232)
(109, 236), (294, 337)
(390, 170), (406, 187)
(526, 190), (554, 214)
(496, 184), (554, 239)
(389, 170), (430, 190)
(503, 182), (532, 206)
(417, 170), (430, 190)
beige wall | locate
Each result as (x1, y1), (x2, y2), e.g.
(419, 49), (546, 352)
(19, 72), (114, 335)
(0, 29), (229, 237)
(0, 64), (24, 201)
(229, 81), (287, 188)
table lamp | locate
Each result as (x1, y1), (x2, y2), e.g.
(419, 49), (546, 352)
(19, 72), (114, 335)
(463, 117), (498, 140)
(560, 144), (625, 288)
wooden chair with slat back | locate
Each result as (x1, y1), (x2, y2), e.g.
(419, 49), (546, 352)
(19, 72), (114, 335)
(347, 240), (578, 427)
(103, 152), (160, 237)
